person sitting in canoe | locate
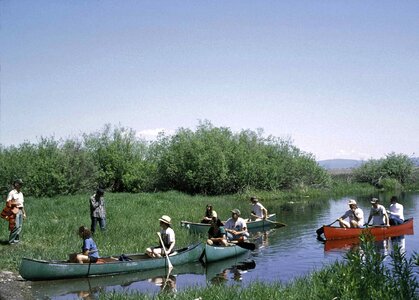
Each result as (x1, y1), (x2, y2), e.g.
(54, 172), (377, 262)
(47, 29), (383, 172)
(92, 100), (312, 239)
(387, 196), (404, 225)
(74, 226), (99, 263)
(146, 215), (175, 258)
(249, 196), (268, 221)
(201, 204), (217, 223)
(365, 198), (390, 227)
(224, 209), (249, 242)
(207, 217), (228, 246)
(337, 199), (364, 228)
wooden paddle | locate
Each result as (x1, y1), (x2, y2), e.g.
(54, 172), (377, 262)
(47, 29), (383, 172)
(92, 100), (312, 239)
(157, 232), (173, 271)
(236, 242), (256, 251)
(316, 220), (338, 237)
(265, 219), (287, 228)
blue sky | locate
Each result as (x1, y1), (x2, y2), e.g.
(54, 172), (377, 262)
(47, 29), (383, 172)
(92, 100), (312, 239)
(1, 1), (418, 160)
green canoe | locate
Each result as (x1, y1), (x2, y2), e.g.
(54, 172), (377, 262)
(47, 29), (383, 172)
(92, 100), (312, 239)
(203, 243), (250, 263)
(20, 243), (204, 281)
(181, 213), (278, 235)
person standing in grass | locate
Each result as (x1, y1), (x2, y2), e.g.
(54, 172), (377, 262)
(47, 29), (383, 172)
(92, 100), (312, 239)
(146, 215), (176, 258)
(366, 198), (390, 226)
(388, 196), (404, 225)
(224, 209), (249, 242)
(250, 196), (268, 220)
(75, 226), (99, 263)
(201, 204), (217, 223)
(207, 217), (228, 246)
(90, 188), (106, 234)
(337, 199), (364, 228)
(7, 179), (26, 244)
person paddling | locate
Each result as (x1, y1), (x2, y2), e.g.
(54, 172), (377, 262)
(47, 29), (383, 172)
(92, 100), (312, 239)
(337, 199), (364, 228)
(250, 196), (268, 221)
(224, 209), (249, 242)
(146, 215), (175, 258)
(365, 198), (389, 227)
(388, 196), (404, 225)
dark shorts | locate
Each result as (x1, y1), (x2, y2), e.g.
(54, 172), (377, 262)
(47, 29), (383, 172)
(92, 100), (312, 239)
(89, 256), (98, 263)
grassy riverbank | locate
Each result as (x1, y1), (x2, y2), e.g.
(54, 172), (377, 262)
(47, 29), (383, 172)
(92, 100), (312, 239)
(0, 183), (375, 272)
(1, 184), (417, 299)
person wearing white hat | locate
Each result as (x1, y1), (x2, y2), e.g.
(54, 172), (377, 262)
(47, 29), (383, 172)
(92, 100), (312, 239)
(146, 215), (176, 258)
(337, 199), (364, 228)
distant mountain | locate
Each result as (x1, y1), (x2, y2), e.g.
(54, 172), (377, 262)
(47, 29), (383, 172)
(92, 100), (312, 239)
(317, 159), (364, 170)
(318, 157), (419, 170)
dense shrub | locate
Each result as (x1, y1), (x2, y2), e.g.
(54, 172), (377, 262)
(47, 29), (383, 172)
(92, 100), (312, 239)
(0, 122), (329, 196)
(83, 124), (155, 192)
(155, 121), (329, 194)
(353, 153), (414, 189)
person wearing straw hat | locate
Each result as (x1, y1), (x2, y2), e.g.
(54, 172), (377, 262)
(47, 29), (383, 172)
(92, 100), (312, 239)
(337, 199), (364, 228)
(146, 215), (176, 258)
(7, 179), (26, 244)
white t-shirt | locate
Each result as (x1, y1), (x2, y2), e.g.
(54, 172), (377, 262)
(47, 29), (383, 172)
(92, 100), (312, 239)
(389, 203), (404, 220)
(342, 208), (364, 225)
(160, 227), (175, 247)
(224, 217), (247, 232)
(369, 204), (387, 225)
(252, 202), (266, 218)
(7, 189), (24, 208)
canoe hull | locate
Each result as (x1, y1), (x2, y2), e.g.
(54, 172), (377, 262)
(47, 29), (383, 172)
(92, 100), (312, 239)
(204, 244), (249, 263)
(20, 243), (204, 281)
(323, 218), (414, 240)
(181, 214), (277, 235)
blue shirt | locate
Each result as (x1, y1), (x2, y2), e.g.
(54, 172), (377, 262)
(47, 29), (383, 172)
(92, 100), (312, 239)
(82, 238), (99, 258)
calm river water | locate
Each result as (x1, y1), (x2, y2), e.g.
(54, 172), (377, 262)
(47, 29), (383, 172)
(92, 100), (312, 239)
(31, 192), (419, 299)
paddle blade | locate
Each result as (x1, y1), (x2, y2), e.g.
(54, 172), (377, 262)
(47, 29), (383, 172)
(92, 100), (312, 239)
(316, 227), (324, 236)
(237, 242), (256, 251)
(272, 221), (287, 228)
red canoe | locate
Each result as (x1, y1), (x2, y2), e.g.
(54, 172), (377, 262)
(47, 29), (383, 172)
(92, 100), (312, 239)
(323, 218), (414, 240)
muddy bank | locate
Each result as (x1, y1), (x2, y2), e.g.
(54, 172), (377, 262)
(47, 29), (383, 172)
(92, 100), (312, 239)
(0, 271), (31, 300)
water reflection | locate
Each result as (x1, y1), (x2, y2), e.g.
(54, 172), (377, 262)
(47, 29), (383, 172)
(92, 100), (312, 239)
(210, 260), (256, 285)
(30, 254), (255, 299)
(149, 274), (177, 294)
(323, 234), (407, 256)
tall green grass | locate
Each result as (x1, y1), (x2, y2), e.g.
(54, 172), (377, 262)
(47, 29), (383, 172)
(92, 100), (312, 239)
(0, 191), (293, 271)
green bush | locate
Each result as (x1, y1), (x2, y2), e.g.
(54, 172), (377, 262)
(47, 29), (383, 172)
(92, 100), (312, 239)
(1, 122), (330, 196)
(353, 153), (414, 189)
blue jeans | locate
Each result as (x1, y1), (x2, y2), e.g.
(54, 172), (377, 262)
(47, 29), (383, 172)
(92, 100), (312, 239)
(226, 231), (249, 242)
(9, 210), (23, 243)
(91, 217), (106, 233)
(389, 215), (403, 225)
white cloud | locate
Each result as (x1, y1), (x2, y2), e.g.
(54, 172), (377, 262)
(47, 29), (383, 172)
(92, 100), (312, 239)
(136, 128), (175, 140)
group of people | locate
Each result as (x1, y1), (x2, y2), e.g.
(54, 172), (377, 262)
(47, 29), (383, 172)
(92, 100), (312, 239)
(336, 196), (405, 229)
(205, 196), (268, 247)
